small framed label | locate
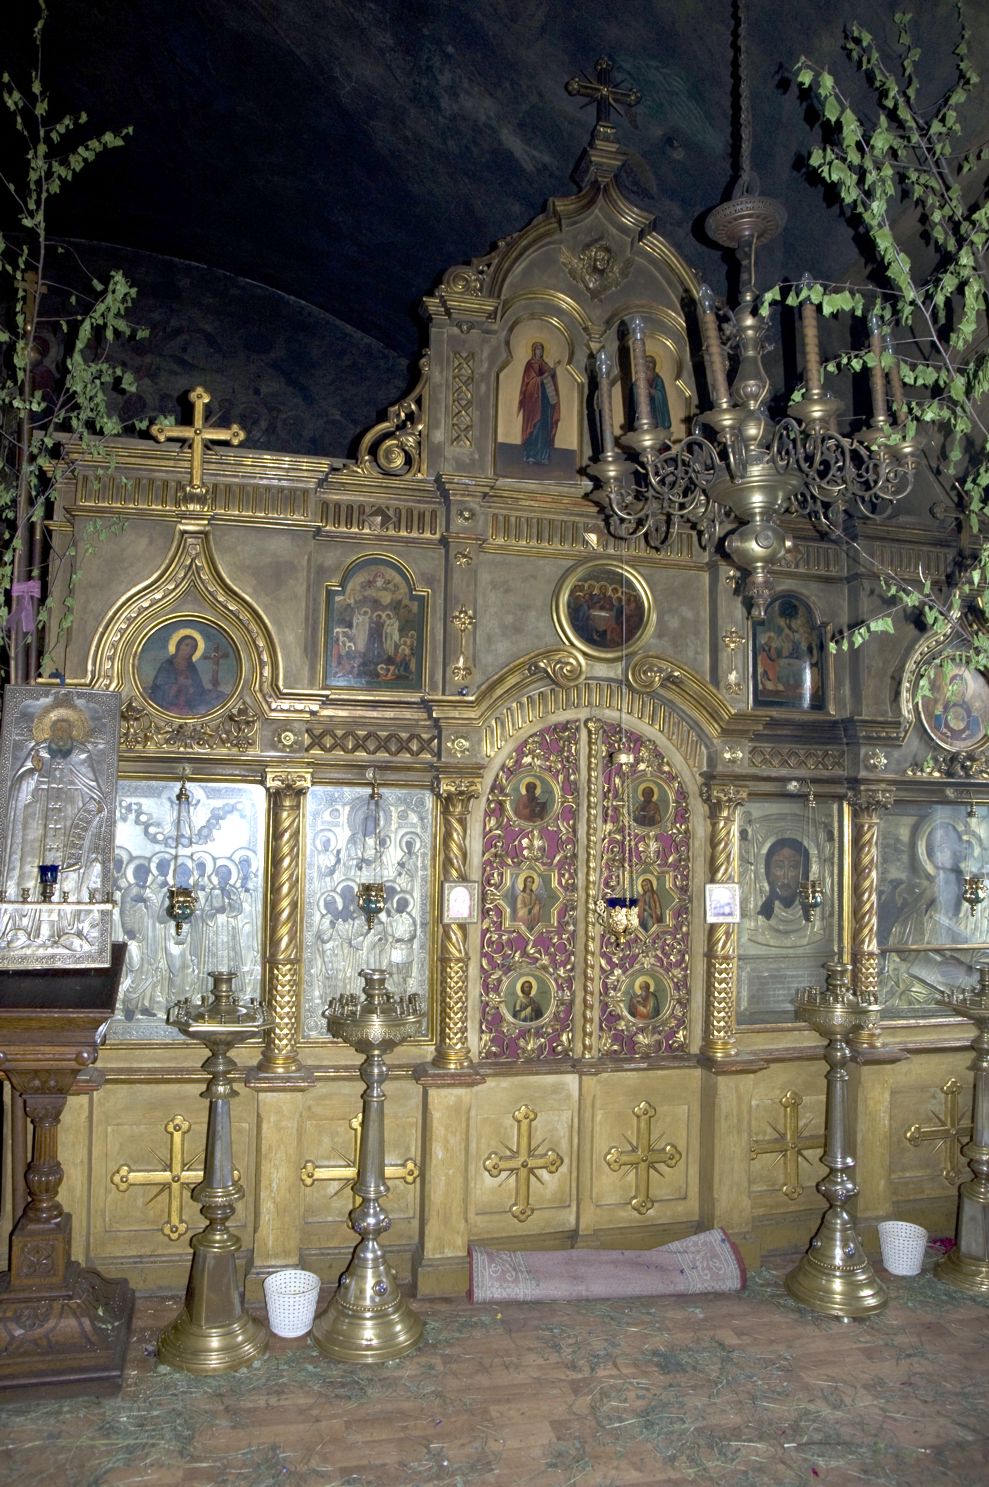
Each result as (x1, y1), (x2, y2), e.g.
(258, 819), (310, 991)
(442, 880), (479, 923)
(705, 882), (740, 923)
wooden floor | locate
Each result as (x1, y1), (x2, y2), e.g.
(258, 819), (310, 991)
(1, 1255), (988, 1487)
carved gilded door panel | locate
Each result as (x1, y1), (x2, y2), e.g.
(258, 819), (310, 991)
(478, 717), (692, 1061)
(595, 722), (691, 1055)
(479, 722), (580, 1058)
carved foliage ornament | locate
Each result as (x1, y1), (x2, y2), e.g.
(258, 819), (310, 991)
(120, 698), (258, 753)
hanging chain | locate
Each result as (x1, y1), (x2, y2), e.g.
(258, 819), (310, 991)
(735, 0), (757, 196)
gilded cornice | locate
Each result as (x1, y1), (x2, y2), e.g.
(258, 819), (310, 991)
(431, 647), (735, 769)
(54, 435), (339, 525)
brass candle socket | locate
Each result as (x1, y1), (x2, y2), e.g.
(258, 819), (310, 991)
(157, 970), (272, 1374)
(937, 963), (989, 1295)
(311, 968), (425, 1362)
(785, 962), (888, 1318)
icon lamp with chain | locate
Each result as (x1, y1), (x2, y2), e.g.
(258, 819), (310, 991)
(357, 768), (387, 930)
(583, 3), (918, 619)
(165, 771), (198, 937)
(799, 783), (824, 924)
(962, 797), (987, 916)
(595, 556), (640, 945)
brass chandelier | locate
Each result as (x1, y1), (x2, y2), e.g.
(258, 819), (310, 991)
(586, 2), (920, 618)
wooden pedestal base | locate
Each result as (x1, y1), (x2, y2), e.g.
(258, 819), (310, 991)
(0, 1260), (134, 1399)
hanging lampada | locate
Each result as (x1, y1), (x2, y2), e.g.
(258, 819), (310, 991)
(357, 768), (387, 930)
(596, 557), (639, 945)
(962, 798), (986, 916)
(799, 783), (824, 924)
(583, 1), (920, 619)
(165, 772), (198, 937)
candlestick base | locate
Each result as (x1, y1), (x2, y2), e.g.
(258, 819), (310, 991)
(785, 1215), (888, 1317)
(311, 1243), (423, 1363)
(157, 1292), (268, 1375)
(936, 1245), (989, 1296)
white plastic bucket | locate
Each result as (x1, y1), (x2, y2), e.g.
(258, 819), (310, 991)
(877, 1221), (928, 1276)
(263, 1268), (322, 1337)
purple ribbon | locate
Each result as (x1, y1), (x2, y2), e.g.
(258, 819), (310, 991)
(6, 579), (41, 635)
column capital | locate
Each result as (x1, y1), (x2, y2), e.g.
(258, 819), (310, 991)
(701, 781), (748, 816)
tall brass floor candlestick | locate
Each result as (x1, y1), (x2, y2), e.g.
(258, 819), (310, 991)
(157, 971), (271, 1374)
(937, 964), (989, 1295)
(786, 963), (888, 1318)
(311, 968), (424, 1362)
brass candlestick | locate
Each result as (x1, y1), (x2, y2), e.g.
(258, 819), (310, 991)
(157, 971), (271, 1374)
(785, 962), (888, 1318)
(311, 968), (425, 1362)
(937, 963), (989, 1295)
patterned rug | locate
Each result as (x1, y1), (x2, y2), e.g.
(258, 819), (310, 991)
(469, 1226), (745, 1302)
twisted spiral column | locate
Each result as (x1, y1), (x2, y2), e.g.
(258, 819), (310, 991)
(700, 783), (747, 1059)
(433, 775), (481, 1069)
(848, 785), (894, 1046)
(257, 767), (311, 1075)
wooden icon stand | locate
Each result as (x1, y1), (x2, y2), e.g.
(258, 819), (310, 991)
(0, 946), (133, 1398)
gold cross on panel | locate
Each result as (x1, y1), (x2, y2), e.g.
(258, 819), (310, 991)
(905, 1077), (973, 1184)
(750, 1090), (824, 1201)
(604, 1099), (682, 1215)
(483, 1104), (563, 1223)
(110, 1114), (204, 1240)
(150, 385), (246, 499)
(300, 1113), (419, 1198)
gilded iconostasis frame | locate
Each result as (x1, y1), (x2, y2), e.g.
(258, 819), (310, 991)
(301, 784), (435, 1042)
(877, 796), (989, 1020)
(736, 792), (847, 1027)
(109, 777), (266, 1041)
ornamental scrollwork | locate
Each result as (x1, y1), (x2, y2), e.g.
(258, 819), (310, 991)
(350, 353), (429, 479)
(119, 698), (258, 753)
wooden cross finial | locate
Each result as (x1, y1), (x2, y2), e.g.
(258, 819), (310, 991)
(150, 385), (246, 499)
(565, 56), (641, 131)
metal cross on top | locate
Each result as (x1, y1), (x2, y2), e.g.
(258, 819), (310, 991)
(150, 385), (246, 500)
(604, 1099), (682, 1215)
(565, 56), (641, 130)
(483, 1104), (563, 1223)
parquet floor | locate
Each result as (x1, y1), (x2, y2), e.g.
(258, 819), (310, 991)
(1, 1255), (987, 1487)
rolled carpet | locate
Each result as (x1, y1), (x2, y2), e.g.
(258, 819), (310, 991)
(468, 1227), (745, 1303)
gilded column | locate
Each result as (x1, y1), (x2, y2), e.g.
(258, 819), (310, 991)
(433, 775), (481, 1069)
(700, 782), (747, 1060)
(848, 785), (894, 1048)
(256, 766), (312, 1076)
(579, 718), (603, 1060)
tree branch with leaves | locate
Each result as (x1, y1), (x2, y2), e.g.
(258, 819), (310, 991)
(1, 1), (145, 685)
(760, 5), (989, 659)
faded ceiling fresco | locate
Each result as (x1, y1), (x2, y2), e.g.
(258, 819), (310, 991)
(3, 0), (987, 455)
